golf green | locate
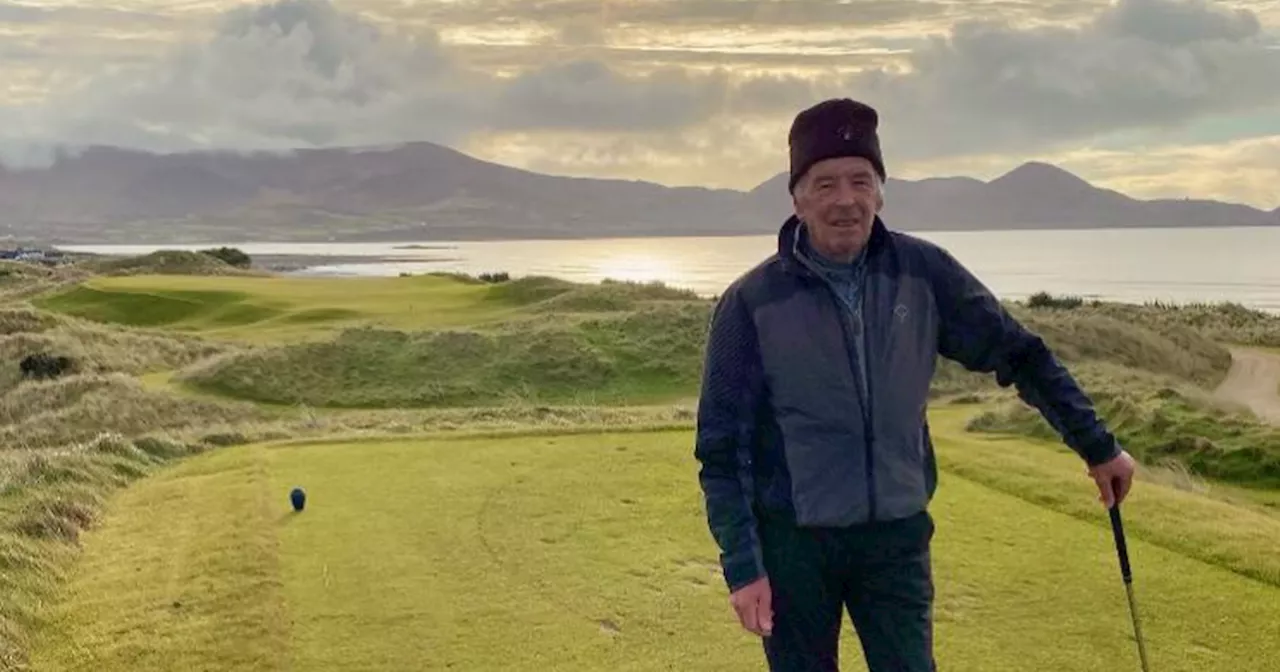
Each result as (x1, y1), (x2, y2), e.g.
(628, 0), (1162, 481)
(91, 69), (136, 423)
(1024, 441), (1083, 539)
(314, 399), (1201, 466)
(27, 424), (1280, 671)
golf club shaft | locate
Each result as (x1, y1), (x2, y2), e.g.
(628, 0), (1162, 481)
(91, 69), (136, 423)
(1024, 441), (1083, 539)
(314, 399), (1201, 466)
(1109, 504), (1151, 672)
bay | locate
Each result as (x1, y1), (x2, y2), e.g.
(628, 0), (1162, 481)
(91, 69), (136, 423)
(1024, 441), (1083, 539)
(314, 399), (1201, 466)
(59, 226), (1280, 314)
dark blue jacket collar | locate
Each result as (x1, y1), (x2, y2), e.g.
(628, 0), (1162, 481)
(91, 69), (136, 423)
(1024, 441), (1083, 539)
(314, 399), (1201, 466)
(776, 214), (890, 277)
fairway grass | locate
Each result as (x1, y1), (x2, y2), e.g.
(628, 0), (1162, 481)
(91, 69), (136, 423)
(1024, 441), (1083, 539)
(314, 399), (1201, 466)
(25, 445), (290, 671)
(27, 419), (1280, 671)
(33, 274), (537, 343)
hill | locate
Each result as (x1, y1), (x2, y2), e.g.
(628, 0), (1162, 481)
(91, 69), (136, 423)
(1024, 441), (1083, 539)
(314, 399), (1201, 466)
(1, 144), (1275, 244)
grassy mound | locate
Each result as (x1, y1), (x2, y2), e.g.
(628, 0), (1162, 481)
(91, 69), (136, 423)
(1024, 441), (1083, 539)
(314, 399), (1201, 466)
(534, 279), (700, 312)
(0, 307), (60, 335)
(968, 374), (1280, 489)
(0, 262), (88, 303)
(1021, 293), (1280, 348)
(34, 286), (267, 329)
(0, 318), (225, 393)
(180, 302), (711, 408)
(174, 284), (1235, 410)
(81, 250), (260, 277)
(33, 274), (551, 342)
(1013, 305), (1232, 387)
(0, 374), (268, 449)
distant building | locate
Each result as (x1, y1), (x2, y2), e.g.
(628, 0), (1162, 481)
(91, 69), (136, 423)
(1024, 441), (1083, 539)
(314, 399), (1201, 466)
(0, 247), (66, 264)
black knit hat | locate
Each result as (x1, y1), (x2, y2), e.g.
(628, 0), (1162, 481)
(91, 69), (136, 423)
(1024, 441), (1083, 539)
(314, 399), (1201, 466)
(788, 98), (886, 193)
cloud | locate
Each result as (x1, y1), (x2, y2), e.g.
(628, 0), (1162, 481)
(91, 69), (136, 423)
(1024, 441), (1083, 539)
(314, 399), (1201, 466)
(0, 1), (177, 26)
(1054, 134), (1280, 208)
(387, 0), (963, 30)
(850, 0), (1280, 161)
(5, 0), (481, 155)
(0, 0), (1277, 213)
(492, 61), (731, 132)
(0, 0), (815, 161)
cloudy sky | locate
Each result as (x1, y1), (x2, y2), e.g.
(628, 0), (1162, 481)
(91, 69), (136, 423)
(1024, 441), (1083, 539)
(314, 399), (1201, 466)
(1, 0), (1278, 209)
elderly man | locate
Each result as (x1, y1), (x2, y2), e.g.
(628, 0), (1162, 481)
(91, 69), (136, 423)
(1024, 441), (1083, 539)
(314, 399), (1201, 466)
(693, 98), (1137, 671)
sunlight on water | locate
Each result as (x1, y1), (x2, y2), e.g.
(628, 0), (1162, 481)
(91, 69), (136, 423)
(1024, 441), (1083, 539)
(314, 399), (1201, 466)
(60, 226), (1280, 313)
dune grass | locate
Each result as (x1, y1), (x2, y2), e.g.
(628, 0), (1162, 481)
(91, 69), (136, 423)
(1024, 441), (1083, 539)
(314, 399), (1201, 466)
(967, 370), (1280, 490)
(179, 302), (710, 408)
(25, 423), (1280, 672)
(77, 250), (262, 278)
(1020, 293), (1280, 349)
(167, 276), (1233, 410)
(0, 316), (226, 394)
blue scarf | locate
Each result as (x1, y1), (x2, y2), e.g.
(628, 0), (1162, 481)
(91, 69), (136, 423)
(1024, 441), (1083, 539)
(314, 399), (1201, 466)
(795, 225), (870, 404)
(795, 226), (867, 315)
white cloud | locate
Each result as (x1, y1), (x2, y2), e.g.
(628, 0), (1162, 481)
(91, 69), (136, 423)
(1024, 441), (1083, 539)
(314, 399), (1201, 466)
(0, 0), (818, 161)
(848, 0), (1280, 161)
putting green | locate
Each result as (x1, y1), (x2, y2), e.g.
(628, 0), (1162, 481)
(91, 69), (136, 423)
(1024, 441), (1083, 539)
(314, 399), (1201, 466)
(27, 419), (1280, 671)
(33, 274), (537, 343)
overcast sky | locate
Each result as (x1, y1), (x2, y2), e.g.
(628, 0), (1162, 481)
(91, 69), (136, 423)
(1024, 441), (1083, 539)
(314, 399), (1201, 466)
(1, 0), (1278, 208)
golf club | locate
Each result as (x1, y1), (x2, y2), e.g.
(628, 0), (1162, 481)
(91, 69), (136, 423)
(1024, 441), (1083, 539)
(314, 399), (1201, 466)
(1109, 502), (1151, 671)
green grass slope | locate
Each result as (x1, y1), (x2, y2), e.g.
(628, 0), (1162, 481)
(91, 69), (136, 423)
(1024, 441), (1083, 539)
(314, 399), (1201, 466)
(179, 302), (709, 408)
(969, 380), (1280, 490)
(33, 274), (519, 342)
(173, 279), (1235, 410)
(78, 250), (262, 277)
(26, 419), (1280, 672)
(21, 443), (290, 671)
(0, 310), (225, 393)
(33, 274), (693, 343)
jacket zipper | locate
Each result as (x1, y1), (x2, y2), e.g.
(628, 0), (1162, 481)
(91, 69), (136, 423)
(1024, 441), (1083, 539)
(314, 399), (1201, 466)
(859, 300), (876, 523)
(819, 279), (877, 524)
(844, 300), (876, 523)
(795, 242), (878, 524)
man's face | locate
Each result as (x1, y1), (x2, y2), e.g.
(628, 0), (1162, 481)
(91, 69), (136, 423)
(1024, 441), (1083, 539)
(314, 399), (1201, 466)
(792, 156), (883, 262)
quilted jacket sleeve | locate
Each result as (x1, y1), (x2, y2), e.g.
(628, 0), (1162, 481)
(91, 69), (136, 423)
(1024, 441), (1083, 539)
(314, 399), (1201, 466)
(694, 287), (768, 592)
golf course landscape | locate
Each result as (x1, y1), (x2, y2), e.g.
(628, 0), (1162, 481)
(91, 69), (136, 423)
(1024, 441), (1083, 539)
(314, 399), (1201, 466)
(3, 250), (1280, 671)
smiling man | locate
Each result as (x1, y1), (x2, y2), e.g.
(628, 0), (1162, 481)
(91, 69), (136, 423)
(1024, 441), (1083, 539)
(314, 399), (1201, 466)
(693, 98), (1138, 671)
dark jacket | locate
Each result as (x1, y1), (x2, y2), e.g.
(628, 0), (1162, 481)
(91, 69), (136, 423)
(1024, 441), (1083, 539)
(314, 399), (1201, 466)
(694, 214), (1122, 591)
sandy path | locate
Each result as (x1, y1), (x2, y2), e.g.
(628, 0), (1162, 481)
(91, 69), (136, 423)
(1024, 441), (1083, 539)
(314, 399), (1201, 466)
(1213, 347), (1280, 425)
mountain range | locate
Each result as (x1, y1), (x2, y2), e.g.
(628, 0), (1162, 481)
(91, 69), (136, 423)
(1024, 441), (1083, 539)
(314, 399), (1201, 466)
(0, 142), (1275, 245)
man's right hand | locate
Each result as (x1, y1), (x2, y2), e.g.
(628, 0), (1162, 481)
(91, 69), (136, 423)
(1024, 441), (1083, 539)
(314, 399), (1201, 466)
(730, 576), (773, 637)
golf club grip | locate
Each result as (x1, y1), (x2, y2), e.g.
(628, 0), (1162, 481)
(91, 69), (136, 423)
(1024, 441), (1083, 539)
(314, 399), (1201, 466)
(1109, 505), (1133, 583)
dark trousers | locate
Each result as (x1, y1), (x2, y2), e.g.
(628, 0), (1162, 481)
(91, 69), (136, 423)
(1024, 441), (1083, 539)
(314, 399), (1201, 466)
(758, 510), (937, 672)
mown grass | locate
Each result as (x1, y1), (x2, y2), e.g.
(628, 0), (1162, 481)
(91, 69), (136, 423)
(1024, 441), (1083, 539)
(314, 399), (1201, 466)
(25, 425), (1280, 671)
(0, 433), (192, 668)
(33, 274), (696, 344)
(34, 274), (517, 342)
(932, 406), (1280, 586)
(23, 444), (290, 672)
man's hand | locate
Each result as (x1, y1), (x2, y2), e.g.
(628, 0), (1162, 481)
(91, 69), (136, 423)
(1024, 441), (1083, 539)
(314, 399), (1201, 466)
(1089, 449), (1137, 508)
(729, 576), (773, 637)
